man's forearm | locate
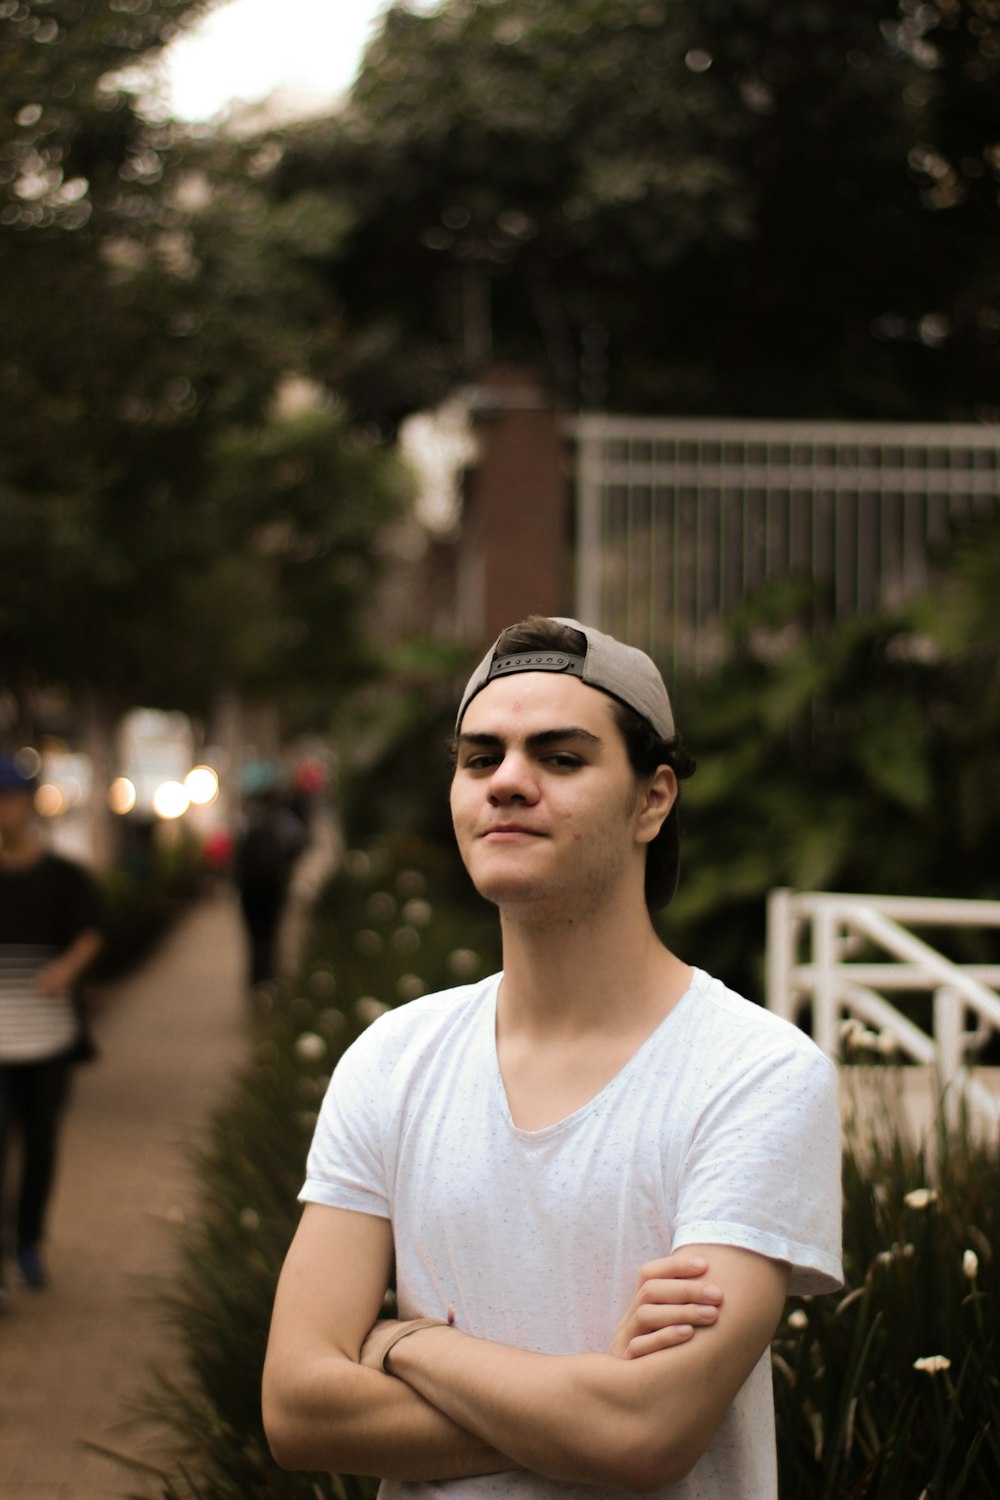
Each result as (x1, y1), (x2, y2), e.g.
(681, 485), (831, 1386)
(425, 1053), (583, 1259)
(387, 1326), (697, 1491)
(386, 1248), (789, 1494)
(263, 1347), (516, 1481)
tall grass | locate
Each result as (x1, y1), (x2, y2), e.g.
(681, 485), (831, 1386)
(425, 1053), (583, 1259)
(775, 1081), (999, 1499)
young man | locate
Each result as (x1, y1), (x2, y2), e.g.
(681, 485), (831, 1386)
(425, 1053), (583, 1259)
(263, 617), (843, 1498)
(0, 752), (104, 1303)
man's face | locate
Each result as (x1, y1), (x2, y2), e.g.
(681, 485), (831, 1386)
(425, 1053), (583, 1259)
(450, 671), (672, 917)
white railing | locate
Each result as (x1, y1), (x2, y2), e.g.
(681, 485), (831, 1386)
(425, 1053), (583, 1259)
(766, 890), (1000, 1130)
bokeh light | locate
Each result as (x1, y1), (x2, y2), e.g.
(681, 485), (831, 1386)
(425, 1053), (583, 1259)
(153, 780), (191, 820)
(185, 765), (220, 806)
(35, 783), (64, 818)
(16, 746), (43, 779)
(109, 777), (137, 815)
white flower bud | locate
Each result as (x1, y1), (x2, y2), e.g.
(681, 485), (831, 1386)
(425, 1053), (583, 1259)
(448, 947), (480, 977)
(904, 1188), (938, 1210)
(294, 1031), (327, 1062)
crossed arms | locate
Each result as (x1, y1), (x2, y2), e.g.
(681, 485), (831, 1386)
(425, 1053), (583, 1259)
(262, 1203), (790, 1492)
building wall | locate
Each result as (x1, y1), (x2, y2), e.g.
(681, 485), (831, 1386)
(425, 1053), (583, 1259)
(457, 367), (571, 643)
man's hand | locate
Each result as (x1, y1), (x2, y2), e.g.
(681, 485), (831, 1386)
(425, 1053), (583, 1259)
(34, 929), (103, 997)
(34, 960), (73, 997)
(608, 1253), (723, 1359)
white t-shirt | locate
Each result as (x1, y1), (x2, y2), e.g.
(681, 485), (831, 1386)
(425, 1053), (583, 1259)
(302, 967), (843, 1500)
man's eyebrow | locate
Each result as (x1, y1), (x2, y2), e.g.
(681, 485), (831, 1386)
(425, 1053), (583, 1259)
(455, 727), (603, 751)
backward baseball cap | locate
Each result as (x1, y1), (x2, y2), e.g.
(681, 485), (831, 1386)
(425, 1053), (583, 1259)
(456, 617), (676, 739)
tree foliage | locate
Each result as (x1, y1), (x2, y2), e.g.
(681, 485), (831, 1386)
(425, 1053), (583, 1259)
(0, 0), (404, 732)
(273, 0), (1000, 424)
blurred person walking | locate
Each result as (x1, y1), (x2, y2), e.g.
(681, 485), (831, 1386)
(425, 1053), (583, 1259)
(0, 752), (103, 1306)
(233, 784), (306, 992)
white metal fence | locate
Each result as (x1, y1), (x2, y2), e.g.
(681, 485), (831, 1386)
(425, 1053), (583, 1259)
(570, 415), (1000, 674)
(766, 889), (1000, 1130)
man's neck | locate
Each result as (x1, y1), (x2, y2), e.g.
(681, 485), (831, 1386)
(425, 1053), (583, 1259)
(496, 889), (691, 1041)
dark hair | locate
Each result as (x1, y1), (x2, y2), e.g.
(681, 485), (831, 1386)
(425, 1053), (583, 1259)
(609, 699), (695, 912)
(489, 616), (696, 913)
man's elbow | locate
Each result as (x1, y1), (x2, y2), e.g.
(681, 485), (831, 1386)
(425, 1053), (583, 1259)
(261, 1363), (343, 1473)
(603, 1416), (707, 1494)
(261, 1382), (309, 1471)
(263, 1419), (303, 1473)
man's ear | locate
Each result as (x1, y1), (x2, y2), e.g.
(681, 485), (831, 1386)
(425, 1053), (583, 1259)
(636, 765), (677, 846)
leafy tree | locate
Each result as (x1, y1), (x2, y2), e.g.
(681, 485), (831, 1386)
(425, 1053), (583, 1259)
(0, 1), (405, 745)
(282, 0), (751, 421)
(274, 0), (1000, 423)
(694, 0), (1000, 419)
(194, 410), (410, 728)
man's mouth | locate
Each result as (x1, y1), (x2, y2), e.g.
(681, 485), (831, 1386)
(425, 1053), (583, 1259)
(481, 823), (543, 838)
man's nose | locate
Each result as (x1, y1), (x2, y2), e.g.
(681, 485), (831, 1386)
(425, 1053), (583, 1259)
(488, 752), (539, 804)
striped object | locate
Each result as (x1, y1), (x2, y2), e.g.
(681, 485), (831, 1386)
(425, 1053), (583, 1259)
(0, 945), (79, 1062)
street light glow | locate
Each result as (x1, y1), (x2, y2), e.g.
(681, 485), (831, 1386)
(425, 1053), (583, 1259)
(185, 765), (220, 806)
(109, 777), (137, 815)
(153, 780), (191, 820)
(35, 783), (64, 817)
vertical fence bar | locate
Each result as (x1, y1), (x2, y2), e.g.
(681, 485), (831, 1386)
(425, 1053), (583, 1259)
(813, 901), (841, 1059)
(575, 424), (604, 626)
(766, 888), (796, 1023)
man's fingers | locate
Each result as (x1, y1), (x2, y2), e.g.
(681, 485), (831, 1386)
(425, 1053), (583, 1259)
(633, 1300), (719, 1333)
(635, 1255), (707, 1284)
(635, 1277), (723, 1307)
(625, 1324), (696, 1359)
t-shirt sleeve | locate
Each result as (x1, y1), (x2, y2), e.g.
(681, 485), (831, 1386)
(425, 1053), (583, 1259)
(670, 1039), (843, 1296)
(299, 1023), (391, 1220)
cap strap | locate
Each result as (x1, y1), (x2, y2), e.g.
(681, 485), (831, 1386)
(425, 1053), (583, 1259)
(486, 651), (585, 683)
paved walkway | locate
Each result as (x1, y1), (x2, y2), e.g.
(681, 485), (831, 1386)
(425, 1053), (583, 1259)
(0, 892), (250, 1500)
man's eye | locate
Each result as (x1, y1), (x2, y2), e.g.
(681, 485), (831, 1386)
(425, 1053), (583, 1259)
(465, 755), (500, 770)
(545, 754), (582, 768)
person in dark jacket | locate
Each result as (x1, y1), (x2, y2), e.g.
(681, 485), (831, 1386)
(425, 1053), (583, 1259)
(233, 787), (306, 991)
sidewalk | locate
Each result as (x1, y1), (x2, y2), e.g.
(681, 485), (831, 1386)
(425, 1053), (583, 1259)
(0, 892), (250, 1500)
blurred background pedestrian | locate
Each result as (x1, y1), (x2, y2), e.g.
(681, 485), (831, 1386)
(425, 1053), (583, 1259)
(0, 752), (104, 1307)
(232, 770), (307, 995)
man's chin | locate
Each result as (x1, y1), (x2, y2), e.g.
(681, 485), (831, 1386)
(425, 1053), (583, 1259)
(466, 869), (552, 908)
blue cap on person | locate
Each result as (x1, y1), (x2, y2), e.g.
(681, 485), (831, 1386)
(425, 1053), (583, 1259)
(0, 752), (39, 793)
